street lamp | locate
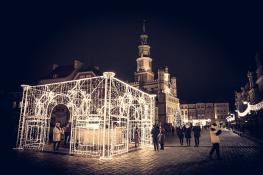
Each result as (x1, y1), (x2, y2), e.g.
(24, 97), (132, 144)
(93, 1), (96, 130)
(226, 113), (236, 130)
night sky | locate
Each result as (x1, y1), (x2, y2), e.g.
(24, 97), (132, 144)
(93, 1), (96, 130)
(2, 1), (263, 110)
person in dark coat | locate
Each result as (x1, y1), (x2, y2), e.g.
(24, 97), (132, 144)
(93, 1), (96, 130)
(134, 126), (140, 147)
(171, 126), (175, 136)
(193, 123), (201, 147)
(176, 125), (184, 146)
(63, 122), (71, 147)
(158, 127), (165, 150)
(184, 124), (192, 147)
(151, 124), (159, 151)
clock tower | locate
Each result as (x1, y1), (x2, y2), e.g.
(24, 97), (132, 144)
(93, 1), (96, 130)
(134, 21), (154, 83)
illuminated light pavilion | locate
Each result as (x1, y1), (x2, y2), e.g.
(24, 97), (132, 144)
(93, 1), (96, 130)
(16, 72), (155, 159)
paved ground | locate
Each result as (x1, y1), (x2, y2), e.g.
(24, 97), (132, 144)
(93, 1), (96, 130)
(3, 129), (263, 175)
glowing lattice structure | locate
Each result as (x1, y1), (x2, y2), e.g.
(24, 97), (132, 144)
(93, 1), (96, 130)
(16, 72), (155, 159)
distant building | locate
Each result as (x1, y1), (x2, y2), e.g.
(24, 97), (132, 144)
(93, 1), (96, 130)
(181, 104), (189, 123)
(235, 54), (263, 112)
(39, 60), (102, 84)
(188, 104), (196, 121)
(234, 53), (263, 140)
(196, 103), (205, 120)
(130, 23), (180, 126)
(214, 103), (229, 124)
(205, 103), (214, 119)
(180, 102), (229, 126)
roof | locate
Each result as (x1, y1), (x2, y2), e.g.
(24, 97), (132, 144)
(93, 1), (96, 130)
(79, 65), (102, 76)
(40, 62), (102, 81)
(51, 65), (75, 78)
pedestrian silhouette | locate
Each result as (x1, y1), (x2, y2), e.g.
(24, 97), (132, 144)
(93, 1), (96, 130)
(134, 126), (140, 147)
(53, 122), (64, 152)
(193, 123), (201, 147)
(184, 124), (192, 147)
(209, 123), (222, 160)
(63, 122), (71, 147)
(151, 124), (159, 151)
(176, 125), (184, 146)
(158, 127), (165, 150)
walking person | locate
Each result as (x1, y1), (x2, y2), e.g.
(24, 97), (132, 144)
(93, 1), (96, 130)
(158, 127), (165, 150)
(193, 123), (201, 147)
(63, 122), (71, 147)
(53, 122), (64, 152)
(151, 124), (159, 151)
(134, 126), (140, 147)
(184, 124), (192, 147)
(176, 125), (184, 146)
(171, 126), (175, 136)
(209, 123), (222, 160)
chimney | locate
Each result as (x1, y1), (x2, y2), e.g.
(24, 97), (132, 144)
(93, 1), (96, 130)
(94, 66), (100, 70)
(52, 64), (59, 70)
(74, 60), (82, 69)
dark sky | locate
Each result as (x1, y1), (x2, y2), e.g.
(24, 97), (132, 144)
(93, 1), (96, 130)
(2, 1), (263, 109)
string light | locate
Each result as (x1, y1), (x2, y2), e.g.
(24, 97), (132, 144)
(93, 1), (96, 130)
(16, 72), (155, 159)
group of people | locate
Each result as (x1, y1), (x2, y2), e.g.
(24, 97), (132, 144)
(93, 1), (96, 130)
(52, 122), (71, 152)
(151, 122), (222, 160)
(151, 124), (166, 151)
(176, 123), (201, 147)
(53, 121), (222, 160)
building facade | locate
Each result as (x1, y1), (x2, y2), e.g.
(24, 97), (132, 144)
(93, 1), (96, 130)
(205, 103), (214, 119)
(187, 104), (196, 121)
(180, 102), (229, 126)
(234, 53), (263, 140)
(181, 104), (189, 123)
(130, 25), (180, 126)
(196, 103), (205, 120)
(235, 54), (263, 112)
(214, 103), (229, 125)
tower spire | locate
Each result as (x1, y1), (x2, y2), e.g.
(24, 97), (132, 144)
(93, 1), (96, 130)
(140, 20), (148, 46)
(142, 19), (146, 33)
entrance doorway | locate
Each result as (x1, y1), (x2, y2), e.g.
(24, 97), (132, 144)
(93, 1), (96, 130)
(46, 104), (71, 153)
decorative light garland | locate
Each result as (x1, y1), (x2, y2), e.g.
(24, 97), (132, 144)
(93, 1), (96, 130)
(236, 101), (263, 117)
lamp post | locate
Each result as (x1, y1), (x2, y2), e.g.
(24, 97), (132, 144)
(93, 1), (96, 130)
(226, 113), (235, 131)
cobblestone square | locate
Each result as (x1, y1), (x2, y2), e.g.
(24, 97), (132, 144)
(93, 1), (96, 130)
(4, 129), (263, 175)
